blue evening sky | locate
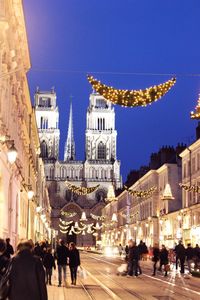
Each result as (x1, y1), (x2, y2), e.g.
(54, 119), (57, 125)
(23, 0), (200, 181)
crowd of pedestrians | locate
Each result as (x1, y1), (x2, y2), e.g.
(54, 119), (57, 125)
(0, 237), (81, 300)
(118, 239), (200, 278)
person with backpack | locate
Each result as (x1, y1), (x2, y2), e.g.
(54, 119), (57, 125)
(43, 247), (56, 285)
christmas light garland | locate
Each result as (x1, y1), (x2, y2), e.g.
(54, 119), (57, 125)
(90, 213), (105, 221)
(65, 181), (100, 195)
(125, 186), (157, 198)
(87, 75), (176, 107)
(59, 219), (73, 226)
(60, 211), (77, 218)
(191, 94), (200, 119)
(179, 183), (200, 193)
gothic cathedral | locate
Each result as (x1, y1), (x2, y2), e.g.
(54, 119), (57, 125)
(35, 89), (122, 245)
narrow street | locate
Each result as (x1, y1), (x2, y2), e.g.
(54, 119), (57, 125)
(48, 252), (200, 300)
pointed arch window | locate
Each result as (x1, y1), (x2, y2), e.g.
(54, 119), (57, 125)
(41, 140), (48, 158)
(98, 142), (106, 160)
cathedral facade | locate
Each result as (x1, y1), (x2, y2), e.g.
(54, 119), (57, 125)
(35, 89), (122, 245)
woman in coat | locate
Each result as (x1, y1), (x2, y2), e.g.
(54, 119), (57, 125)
(159, 244), (169, 277)
(68, 242), (80, 285)
(152, 243), (160, 276)
(9, 240), (47, 300)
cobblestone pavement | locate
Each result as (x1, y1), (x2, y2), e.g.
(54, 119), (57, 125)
(48, 252), (200, 300)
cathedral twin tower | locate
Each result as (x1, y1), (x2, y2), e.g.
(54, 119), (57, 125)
(34, 88), (121, 241)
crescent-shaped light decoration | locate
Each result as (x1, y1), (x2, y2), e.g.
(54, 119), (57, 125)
(65, 181), (100, 195)
(125, 186), (157, 198)
(87, 75), (176, 107)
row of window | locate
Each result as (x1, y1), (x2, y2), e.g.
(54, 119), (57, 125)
(183, 153), (200, 178)
(48, 167), (114, 180)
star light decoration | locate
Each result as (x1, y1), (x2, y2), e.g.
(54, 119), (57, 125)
(191, 94), (200, 119)
(65, 181), (100, 195)
(125, 186), (157, 198)
(87, 75), (176, 107)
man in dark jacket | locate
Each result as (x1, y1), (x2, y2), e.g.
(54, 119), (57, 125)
(159, 245), (169, 276)
(152, 243), (160, 276)
(69, 242), (80, 285)
(4, 238), (14, 259)
(174, 240), (185, 274)
(56, 239), (69, 287)
(185, 243), (194, 273)
(127, 240), (140, 277)
(9, 240), (47, 300)
(193, 244), (200, 269)
(43, 248), (56, 285)
(0, 238), (9, 277)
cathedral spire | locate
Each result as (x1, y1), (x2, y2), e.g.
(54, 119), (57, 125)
(64, 96), (75, 161)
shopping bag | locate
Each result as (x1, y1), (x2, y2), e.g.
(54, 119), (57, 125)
(164, 264), (170, 272)
(117, 263), (127, 273)
(79, 267), (87, 279)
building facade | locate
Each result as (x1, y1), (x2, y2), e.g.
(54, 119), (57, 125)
(102, 162), (182, 249)
(180, 138), (200, 246)
(0, 0), (51, 247)
(35, 89), (122, 246)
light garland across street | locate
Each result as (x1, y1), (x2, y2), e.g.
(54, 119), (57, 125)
(125, 186), (157, 198)
(65, 181), (100, 195)
(87, 75), (176, 107)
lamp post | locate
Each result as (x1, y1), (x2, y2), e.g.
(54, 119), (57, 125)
(0, 137), (18, 164)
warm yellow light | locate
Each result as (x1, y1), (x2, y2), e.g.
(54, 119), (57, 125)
(28, 190), (34, 200)
(7, 143), (18, 164)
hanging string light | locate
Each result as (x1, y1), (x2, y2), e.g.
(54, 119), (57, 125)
(125, 186), (157, 198)
(87, 75), (176, 107)
(191, 94), (200, 119)
(179, 183), (200, 193)
(65, 181), (100, 195)
(60, 211), (77, 218)
(90, 213), (105, 221)
(59, 224), (70, 230)
(59, 219), (73, 226)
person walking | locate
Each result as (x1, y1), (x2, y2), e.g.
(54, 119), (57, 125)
(4, 238), (14, 259)
(43, 248), (56, 285)
(55, 239), (69, 287)
(159, 245), (169, 277)
(152, 243), (160, 276)
(174, 240), (185, 274)
(193, 244), (200, 269)
(0, 238), (9, 276)
(68, 242), (80, 285)
(185, 243), (194, 274)
(34, 242), (44, 259)
(125, 245), (129, 261)
(118, 244), (123, 257)
(8, 240), (47, 300)
(127, 240), (140, 277)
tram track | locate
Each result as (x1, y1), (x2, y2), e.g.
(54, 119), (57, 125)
(84, 253), (200, 300)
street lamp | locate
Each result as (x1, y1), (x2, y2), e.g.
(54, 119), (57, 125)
(0, 137), (18, 164)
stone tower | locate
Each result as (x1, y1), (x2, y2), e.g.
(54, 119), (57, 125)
(34, 87), (60, 160)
